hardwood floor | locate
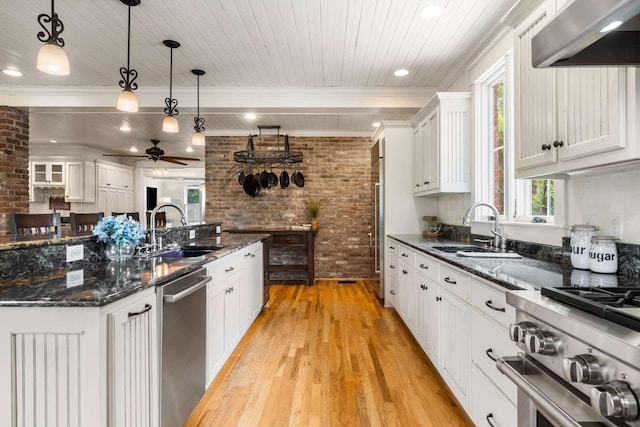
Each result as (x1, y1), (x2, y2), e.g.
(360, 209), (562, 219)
(185, 280), (473, 427)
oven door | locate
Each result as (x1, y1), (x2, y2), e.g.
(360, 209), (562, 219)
(497, 354), (610, 427)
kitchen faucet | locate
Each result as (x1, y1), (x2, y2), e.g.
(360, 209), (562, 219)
(149, 203), (189, 247)
(462, 202), (507, 249)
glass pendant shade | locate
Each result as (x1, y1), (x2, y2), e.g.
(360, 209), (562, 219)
(37, 43), (69, 76)
(117, 89), (138, 112)
(162, 115), (179, 133)
(192, 131), (205, 146)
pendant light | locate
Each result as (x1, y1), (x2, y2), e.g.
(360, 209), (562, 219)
(116, 0), (141, 112)
(162, 40), (180, 133)
(191, 69), (206, 146)
(36, 0), (70, 75)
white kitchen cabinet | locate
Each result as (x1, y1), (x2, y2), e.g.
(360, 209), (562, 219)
(470, 365), (517, 427)
(386, 243), (400, 309)
(240, 242), (264, 332)
(32, 161), (65, 186)
(97, 162), (134, 215)
(206, 278), (226, 386)
(414, 273), (429, 353)
(398, 257), (416, 333)
(426, 281), (440, 368)
(513, 0), (638, 178)
(106, 288), (158, 427)
(97, 161), (134, 190)
(65, 161), (95, 202)
(412, 92), (471, 196)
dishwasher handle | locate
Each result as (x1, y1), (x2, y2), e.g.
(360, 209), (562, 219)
(163, 276), (212, 303)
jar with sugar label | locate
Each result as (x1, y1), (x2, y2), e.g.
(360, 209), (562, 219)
(570, 225), (598, 269)
(589, 236), (618, 274)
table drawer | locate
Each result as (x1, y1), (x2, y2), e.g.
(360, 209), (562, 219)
(272, 233), (306, 247)
(415, 252), (438, 282)
(439, 264), (469, 300)
(470, 279), (515, 329)
(398, 244), (415, 267)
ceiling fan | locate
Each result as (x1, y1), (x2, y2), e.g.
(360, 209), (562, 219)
(103, 139), (200, 165)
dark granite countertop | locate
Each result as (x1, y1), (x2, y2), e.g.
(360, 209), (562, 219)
(389, 235), (639, 291)
(0, 233), (268, 307)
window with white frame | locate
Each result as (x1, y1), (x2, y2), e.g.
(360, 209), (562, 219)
(474, 52), (556, 224)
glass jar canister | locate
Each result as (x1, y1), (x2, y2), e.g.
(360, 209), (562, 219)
(570, 225), (598, 269)
(589, 236), (618, 274)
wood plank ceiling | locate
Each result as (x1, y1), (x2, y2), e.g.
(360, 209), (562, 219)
(0, 0), (516, 154)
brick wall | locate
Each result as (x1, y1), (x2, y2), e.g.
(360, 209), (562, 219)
(0, 107), (30, 234)
(205, 135), (375, 278)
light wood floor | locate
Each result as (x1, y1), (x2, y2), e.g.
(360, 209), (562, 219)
(185, 280), (473, 427)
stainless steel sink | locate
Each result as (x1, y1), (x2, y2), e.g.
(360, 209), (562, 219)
(433, 245), (491, 253)
(432, 245), (522, 259)
(152, 248), (213, 258)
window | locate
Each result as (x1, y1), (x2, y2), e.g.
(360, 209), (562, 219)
(475, 53), (556, 224)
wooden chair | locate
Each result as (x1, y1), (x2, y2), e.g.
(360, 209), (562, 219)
(70, 212), (104, 236)
(9, 213), (62, 237)
(146, 211), (167, 228)
(112, 212), (140, 222)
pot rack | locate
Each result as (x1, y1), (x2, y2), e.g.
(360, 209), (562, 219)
(233, 125), (303, 166)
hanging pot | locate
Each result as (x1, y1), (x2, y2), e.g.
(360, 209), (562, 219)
(259, 170), (270, 189)
(280, 169), (290, 188)
(269, 170), (279, 187)
(293, 168), (305, 187)
(238, 167), (245, 185)
(243, 173), (256, 196)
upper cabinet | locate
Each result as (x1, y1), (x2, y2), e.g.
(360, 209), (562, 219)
(512, 0), (639, 178)
(412, 92), (471, 196)
(97, 162), (133, 190)
(31, 161), (65, 186)
(65, 161), (95, 203)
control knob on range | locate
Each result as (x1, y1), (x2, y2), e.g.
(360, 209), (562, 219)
(524, 330), (557, 355)
(562, 354), (603, 384)
(590, 380), (639, 421)
(509, 321), (536, 343)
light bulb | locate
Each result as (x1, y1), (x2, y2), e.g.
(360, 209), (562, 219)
(37, 43), (70, 76)
(117, 89), (139, 112)
(192, 131), (205, 146)
(162, 115), (179, 133)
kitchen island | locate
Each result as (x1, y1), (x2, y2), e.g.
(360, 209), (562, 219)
(0, 226), (268, 427)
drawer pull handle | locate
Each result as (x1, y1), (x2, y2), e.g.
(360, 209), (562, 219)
(485, 300), (506, 312)
(225, 267), (234, 273)
(541, 144), (551, 151)
(390, 246), (395, 249)
(485, 348), (497, 362)
(390, 265), (395, 269)
(553, 140), (564, 148)
(245, 253), (252, 257)
(402, 269), (408, 275)
(444, 277), (456, 285)
(390, 290), (396, 295)
(436, 296), (442, 302)
(128, 304), (152, 318)
(419, 263), (428, 269)
(486, 413), (497, 427)
(401, 253), (408, 257)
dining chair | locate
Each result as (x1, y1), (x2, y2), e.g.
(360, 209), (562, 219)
(146, 211), (167, 228)
(70, 212), (104, 236)
(9, 213), (62, 237)
(112, 212), (140, 222)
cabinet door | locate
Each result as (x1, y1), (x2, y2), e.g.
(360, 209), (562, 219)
(400, 260), (416, 334)
(206, 282), (226, 386)
(422, 111), (439, 191)
(439, 289), (470, 409)
(224, 272), (242, 353)
(415, 274), (429, 353)
(32, 162), (65, 185)
(65, 162), (84, 201)
(107, 291), (158, 427)
(514, 0), (558, 171)
(427, 283), (440, 367)
(97, 188), (109, 214)
(413, 126), (423, 192)
(97, 164), (112, 187)
(32, 162), (48, 184)
(122, 169), (134, 190)
(107, 189), (118, 214)
(84, 161), (96, 203)
(117, 190), (134, 213)
(250, 245), (264, 320)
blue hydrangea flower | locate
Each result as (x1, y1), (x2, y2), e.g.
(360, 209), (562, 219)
(93, 215), (145, 245)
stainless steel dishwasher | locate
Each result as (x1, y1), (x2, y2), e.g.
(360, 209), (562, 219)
(157, 268), (211, 427)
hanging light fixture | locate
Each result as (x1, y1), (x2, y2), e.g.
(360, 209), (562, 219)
(36, 0), (70, 75)
(116, 0), (141, 112)
(191, 69), (206, 146)
(162, 39), (180, 133)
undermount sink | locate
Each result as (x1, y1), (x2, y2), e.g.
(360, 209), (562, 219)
(181, 244), (226, 251)
(433, 245), (491, 253)
(432, 245), (522, 259)
(152, 248), (213, 258)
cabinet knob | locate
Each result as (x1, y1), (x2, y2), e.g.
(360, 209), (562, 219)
(436, 296), (442, 301)
(416, 184), (420, 187)
(553, 140), (564, 148)
(402, 269), (408, 275)
(390, 290), (396, 295)
(541, 144), (551, 151)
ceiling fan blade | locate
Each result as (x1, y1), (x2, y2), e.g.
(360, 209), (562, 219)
(103, 154), (150, 158)
(160, 156), (200, 161)
(159, 158), (188, 165)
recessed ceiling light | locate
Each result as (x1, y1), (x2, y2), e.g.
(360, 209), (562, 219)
(394, 69), (409, 77)
(2, 68), (23, 77)
(244, 113), (256, 120)
(120, 124), (131, 132)
(185, 146), (194, 153)
(421, 5), (445, 18)
(600, 20), (623, 33)
(372, 122), (381, 128)
(129, 146), (138, 152)
(49, 140), (57, 143)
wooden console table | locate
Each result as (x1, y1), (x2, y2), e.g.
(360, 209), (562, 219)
(226, 228), (316, 285)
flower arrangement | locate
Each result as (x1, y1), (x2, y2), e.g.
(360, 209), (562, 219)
(93, 214), (145, 246)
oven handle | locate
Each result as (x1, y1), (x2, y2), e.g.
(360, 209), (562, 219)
(496, 356), (584, 427)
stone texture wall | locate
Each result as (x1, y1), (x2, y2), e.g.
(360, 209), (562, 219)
(0, 107), (30, 234)
(205, 135), (375, 279)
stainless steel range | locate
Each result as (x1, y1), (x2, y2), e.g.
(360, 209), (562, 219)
(497, 288), (640, 427)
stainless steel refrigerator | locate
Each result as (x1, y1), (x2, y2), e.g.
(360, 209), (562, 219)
(371, 138), (384, 299)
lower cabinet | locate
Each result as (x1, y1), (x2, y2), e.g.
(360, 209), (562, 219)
(470, 366), (517, 427)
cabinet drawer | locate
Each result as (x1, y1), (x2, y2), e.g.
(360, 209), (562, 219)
(272, 233), (306, 247)
(398, 244), (415, 267)
(206, 254), (242, 280)
(439, 264), (469, 300)
(470, 309), (517, 404)
(387, 241), (399, 258)
(470, 279), (515, 329)
(415, 252), (438, 282)
(388, 254), (399, 284)
(471, 365), (517, 427)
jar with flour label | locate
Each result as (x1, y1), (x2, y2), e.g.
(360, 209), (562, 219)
(570, 225), (598, 269)
(589, 236), (618, 274)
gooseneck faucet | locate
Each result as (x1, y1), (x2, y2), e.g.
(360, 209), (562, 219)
(149, 203), (189, 246)
(462, 202), (507, 249)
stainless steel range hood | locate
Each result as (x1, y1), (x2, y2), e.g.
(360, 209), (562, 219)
(532, 0), (640, 67)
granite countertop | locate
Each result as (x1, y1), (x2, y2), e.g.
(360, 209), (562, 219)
(0, 233), (268, 307)
(388, 234), (638, 291)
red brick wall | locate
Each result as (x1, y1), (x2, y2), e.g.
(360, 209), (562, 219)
(205, 135), (375, 278)
(0, 107), (30, 234)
